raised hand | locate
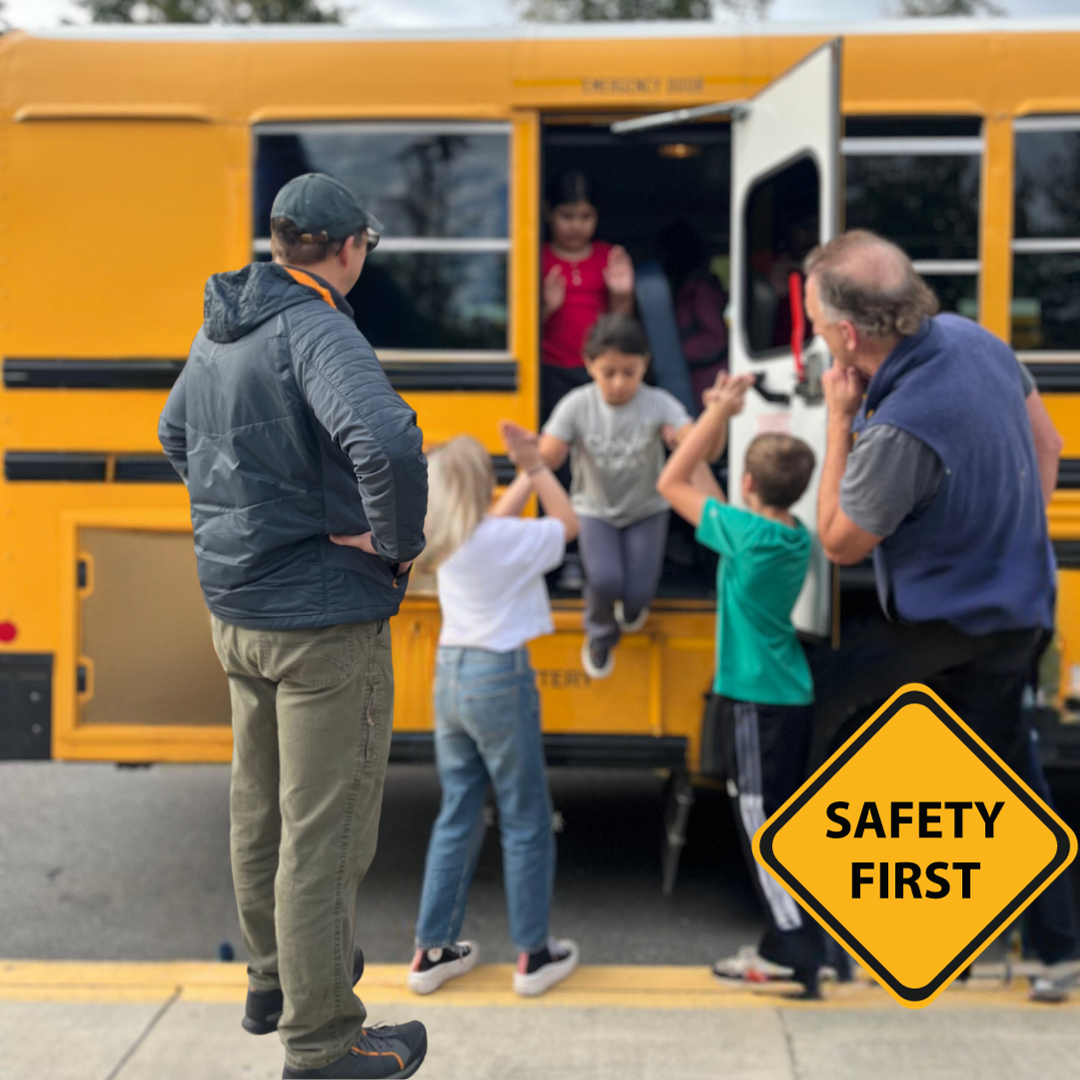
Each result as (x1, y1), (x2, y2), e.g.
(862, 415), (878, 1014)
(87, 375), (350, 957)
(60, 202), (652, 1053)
(704, 372), (755, 416)
(603, 245), (635, 299)
(499, 419), (543, 472)
(542, 264), (566, 320)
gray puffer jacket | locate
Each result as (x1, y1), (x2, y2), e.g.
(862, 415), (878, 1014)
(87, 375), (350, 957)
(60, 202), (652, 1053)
(159, 262), (428, 629)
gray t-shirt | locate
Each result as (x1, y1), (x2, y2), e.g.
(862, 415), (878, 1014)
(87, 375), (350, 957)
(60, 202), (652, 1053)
(841, 359), (1036, 537)
(544, 382), (691, 528)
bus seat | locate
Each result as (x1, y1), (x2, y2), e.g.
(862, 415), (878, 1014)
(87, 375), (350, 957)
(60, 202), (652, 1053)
(634, 261), (698, 417)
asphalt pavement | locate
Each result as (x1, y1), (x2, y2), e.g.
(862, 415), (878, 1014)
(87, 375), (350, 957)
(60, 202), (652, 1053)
(5, 760), (1080, 1080)
(0, 761), (765, 966)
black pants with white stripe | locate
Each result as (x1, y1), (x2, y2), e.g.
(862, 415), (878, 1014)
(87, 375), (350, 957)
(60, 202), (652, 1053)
(718, 695), (826, 978)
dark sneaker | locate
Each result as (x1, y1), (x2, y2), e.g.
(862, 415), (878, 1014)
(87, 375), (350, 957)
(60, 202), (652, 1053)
(614, 600), (650, 633)
(282, 1021), (427, 1079)
(407, 942), (478, 995)
(245, 946), (365, 1036)
(581, 637), (614, 679)
(513, 938), (579, 996)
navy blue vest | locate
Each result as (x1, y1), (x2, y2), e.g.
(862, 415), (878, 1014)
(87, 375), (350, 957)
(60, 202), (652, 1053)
(850, 315), (1054, 635)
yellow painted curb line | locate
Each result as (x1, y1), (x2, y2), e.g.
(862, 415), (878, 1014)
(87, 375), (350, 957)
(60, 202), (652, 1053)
(0, 961), (1071, 1011)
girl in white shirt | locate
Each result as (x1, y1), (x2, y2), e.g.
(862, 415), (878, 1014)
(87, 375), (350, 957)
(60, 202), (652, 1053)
(407, 421), (581, 998)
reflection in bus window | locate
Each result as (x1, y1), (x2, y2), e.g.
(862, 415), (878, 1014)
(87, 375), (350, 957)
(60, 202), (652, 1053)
(1015, 130), (1080, 238)
(1012, 254), (1080, 352)
(1012, 122), (1080, 351)
(926, 274), (978, 322)
(743, 155), (819, 357)
(845, 155), (980, 261)
(254, 123), (510, 354)
(349, 253), (508, 352)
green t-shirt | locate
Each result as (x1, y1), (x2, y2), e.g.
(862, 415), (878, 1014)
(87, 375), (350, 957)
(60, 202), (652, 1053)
(695, 498), (814, 706)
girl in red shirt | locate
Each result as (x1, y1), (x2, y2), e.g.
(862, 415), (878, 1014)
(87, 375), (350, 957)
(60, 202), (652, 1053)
(541, 172), (635, 423)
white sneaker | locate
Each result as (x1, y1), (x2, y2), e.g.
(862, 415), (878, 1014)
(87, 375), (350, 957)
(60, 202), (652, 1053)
(1031, 971), (1073, 1003)
(513, 939), (579, 997)
(712, 945), (795, 986)
(407, 942), (479, 995)
(581, 637), (615, 679)
(614, 601), (650, 633)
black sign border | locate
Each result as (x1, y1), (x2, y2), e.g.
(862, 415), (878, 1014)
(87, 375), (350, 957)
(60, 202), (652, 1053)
(756, 687), (1074, 1003)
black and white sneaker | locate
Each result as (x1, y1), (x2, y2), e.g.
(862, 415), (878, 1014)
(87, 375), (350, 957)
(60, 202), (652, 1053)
(407, 942), (478, 995)
(513, 938), (579, 997)
(581, 638), (614, 679)
(614, 601), (649, 634)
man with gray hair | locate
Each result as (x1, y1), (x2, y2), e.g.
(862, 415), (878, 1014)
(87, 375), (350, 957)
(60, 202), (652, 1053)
(807, 229), (1075, 999)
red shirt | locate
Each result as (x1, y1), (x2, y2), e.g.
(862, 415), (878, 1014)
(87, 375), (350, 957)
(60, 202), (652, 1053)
(542, 240), (613, 369)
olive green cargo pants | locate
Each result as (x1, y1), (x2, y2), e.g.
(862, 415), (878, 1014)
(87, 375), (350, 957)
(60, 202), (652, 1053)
(211, 616), (394, 1072)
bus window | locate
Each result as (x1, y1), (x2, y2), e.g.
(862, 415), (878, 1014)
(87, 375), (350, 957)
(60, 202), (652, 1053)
(1012, 117), (1080, 352)
(254, 123), (510, 355)
(742, 155), (819, 357)
(843, 116), (982, 319)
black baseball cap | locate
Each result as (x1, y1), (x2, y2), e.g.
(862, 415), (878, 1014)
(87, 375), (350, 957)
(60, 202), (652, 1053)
(270, 173), (383, 248)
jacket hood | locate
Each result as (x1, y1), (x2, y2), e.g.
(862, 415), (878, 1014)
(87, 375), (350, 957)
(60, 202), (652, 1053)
(203, 262), (330, 343)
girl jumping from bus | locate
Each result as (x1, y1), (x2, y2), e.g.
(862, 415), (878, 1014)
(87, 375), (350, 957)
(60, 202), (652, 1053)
(540, 313), (719, 680)
(408, 422), (581, 999)
(541, 171), (635, 424)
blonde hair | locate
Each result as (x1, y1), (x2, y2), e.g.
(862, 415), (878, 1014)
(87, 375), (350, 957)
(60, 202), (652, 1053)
(415, 436), (495, 574)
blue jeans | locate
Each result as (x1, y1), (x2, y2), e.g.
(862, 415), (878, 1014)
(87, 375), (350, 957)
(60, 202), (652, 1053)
(415, 647), (555, 955)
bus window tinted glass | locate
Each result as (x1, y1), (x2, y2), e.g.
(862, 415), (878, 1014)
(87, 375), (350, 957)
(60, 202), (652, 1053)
(845, 156), (979, 260)
(743, 156), (819, 357)
(1015, 131), (1080, 239)
(255, 128), (509, 239)
(1012, 254), (1080, 351)
(925, 274), (978, 320)
(349, 253), (508, 352)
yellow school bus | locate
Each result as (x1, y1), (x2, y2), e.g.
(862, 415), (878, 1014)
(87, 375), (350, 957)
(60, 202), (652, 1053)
(3, 20), (1080, 830)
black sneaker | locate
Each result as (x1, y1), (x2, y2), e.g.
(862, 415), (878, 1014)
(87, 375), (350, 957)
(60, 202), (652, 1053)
(245, 946), (365, 1036)
(407, 941), (479, 995)
(513, 938), (579, 996)
(581, 637), (614, 679)
(282, 1021), (427, 1079)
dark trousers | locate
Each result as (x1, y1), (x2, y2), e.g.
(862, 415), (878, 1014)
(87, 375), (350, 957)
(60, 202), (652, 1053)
(813, 619), (1076, 966)
(717, 695), (826, 978)
(577, 512), (669, 649)
(540, 363), (592, 428)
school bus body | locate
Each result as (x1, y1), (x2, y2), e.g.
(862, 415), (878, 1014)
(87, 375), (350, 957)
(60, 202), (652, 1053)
(2, 21), (1080, 766)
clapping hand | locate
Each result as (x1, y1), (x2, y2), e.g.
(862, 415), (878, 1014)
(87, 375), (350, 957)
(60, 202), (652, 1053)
(542, 265), (567, 320)
(603, 245), (635, 299)
(499, 419), (543, 473)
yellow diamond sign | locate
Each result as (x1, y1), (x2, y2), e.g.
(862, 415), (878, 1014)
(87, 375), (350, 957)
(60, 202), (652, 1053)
(752, 684), (1077, 1008)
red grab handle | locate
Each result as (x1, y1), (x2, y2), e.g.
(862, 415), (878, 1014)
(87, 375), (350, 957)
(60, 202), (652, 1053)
(789, 270), (805, 379)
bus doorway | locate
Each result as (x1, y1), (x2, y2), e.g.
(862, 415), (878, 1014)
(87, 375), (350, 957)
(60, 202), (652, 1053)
(540, 118), (733, 600)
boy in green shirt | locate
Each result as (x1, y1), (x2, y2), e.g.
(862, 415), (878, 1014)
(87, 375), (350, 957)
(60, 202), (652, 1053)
(657, 373), (825, 998)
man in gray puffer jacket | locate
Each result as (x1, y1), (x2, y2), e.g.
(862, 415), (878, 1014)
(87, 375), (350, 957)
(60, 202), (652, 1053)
(160, 174), (428, 1080)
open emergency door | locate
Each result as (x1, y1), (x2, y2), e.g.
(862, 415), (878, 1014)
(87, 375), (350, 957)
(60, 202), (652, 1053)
(728, 40), (840, 637)
(613, 40), (841, 635)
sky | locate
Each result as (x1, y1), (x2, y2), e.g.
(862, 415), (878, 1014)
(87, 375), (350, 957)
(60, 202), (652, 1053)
(5, 0), (1080, 31)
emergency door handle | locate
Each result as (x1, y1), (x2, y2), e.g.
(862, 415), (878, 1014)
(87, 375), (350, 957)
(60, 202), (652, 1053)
(752, 372), (791, 406)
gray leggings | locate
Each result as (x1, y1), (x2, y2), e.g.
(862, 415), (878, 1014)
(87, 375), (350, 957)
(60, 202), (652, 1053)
(577, 511), (669, 648)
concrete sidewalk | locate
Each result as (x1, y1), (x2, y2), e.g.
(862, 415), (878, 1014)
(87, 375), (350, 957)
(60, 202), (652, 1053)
(2, 961), (1078, 1080)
